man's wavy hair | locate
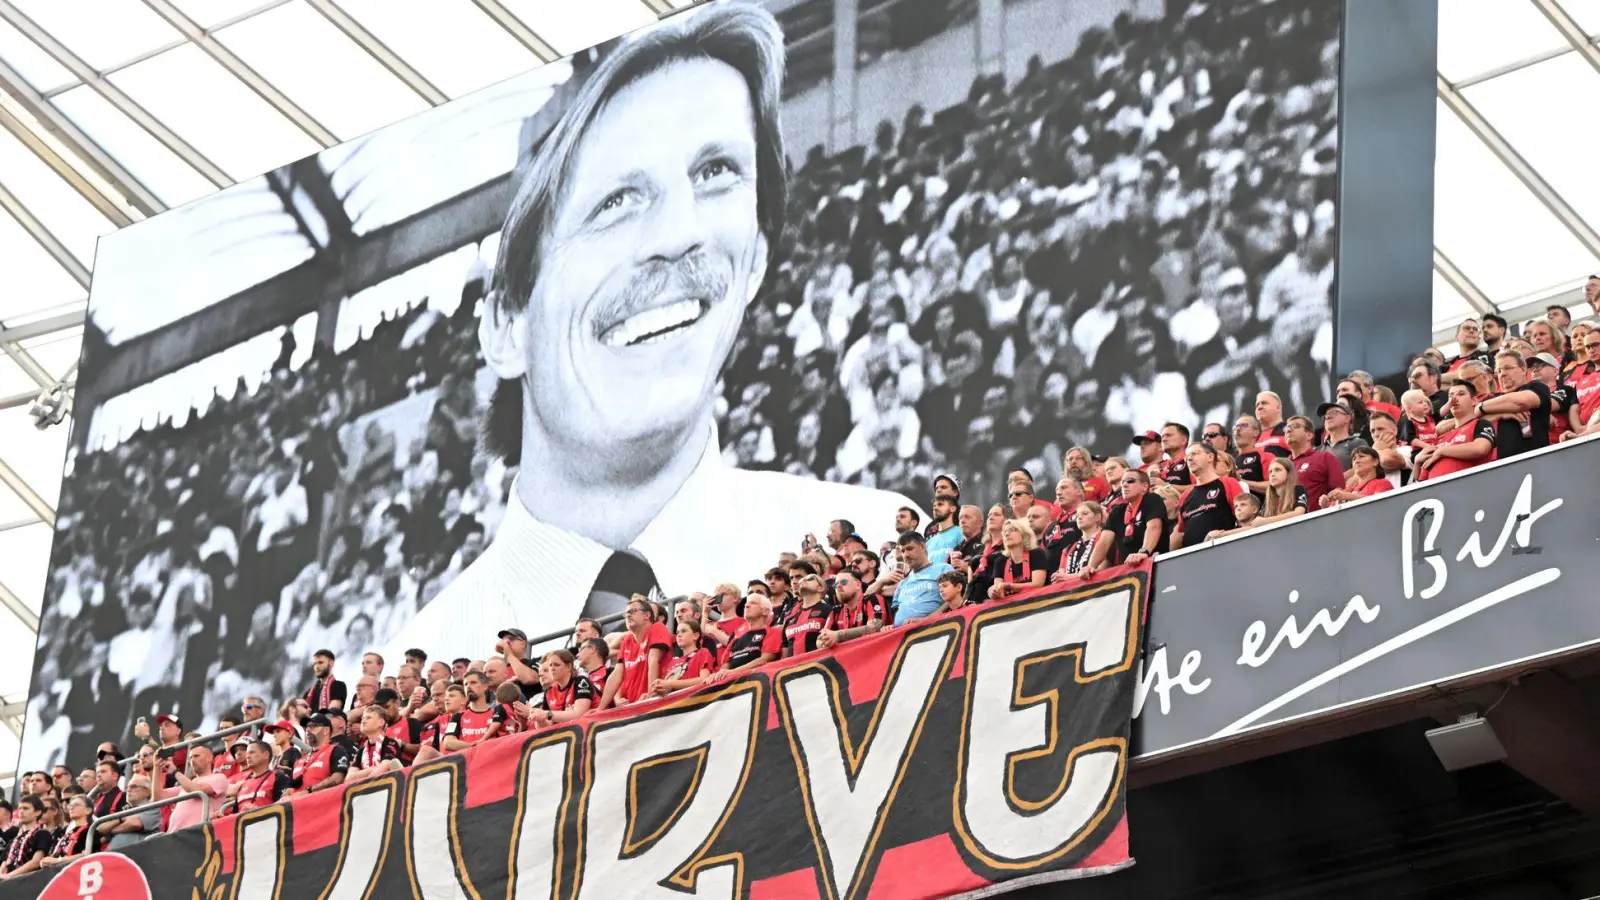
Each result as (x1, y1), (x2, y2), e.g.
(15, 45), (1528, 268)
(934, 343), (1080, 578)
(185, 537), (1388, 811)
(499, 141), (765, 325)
(483, 2), (790, 461)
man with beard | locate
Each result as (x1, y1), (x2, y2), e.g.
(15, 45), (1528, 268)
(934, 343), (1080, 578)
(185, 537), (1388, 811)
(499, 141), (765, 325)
(923, 492), (962, 562)
(441, 676), (499, 752)
(303, 649), (348, 712)
(289, 713), (351, 795)
(391, 4), (915, 660)
(1445, 317), (1492, 375)
(782, 573), (834, 658)
(816, 569), (885, 650)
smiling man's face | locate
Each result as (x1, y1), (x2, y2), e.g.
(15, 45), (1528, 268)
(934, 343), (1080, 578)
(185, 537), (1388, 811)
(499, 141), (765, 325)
(502, 57), (769, 458)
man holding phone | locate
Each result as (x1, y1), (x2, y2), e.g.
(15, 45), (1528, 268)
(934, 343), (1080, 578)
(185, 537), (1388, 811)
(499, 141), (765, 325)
(872, 532), (953, 625)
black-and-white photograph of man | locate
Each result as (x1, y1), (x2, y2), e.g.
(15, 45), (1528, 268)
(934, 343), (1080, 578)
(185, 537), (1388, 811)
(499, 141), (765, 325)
(397, 4), (914, 657)
(21, 0), (1339, 770)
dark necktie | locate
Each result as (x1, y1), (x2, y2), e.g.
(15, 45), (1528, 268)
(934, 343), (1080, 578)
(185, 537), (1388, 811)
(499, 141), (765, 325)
(581, 551), (662, 624)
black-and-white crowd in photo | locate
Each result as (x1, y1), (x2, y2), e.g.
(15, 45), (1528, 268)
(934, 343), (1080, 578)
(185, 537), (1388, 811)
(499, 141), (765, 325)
(18, 0), (1342, 809)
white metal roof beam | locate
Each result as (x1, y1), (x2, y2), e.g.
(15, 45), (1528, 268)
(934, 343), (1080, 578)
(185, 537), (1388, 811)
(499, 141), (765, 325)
(641, 0), (679, 15)
(0, 185), (89, 288)
(140, 0), (339, 147)
(1433, 247), (1496, 316)
(469, 0), (559, 62)
(0, 58), (166, 218)
(0, 0), (232, 188)
(0, 102), (138, 228)
(0, 457), (52, 527)
(1533, 0), (1600, 77)
(0, 313), (84, 345)
(0, 578), (37, 638)
(302, 0), (448, 105)
(1437, 74), (1600, 261)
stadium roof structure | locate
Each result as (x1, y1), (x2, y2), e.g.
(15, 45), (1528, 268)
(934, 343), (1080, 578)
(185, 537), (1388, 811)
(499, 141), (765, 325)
(0, 0), (1596, 775)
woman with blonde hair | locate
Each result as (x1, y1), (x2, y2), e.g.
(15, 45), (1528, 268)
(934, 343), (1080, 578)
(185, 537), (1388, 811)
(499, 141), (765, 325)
(1257, 456), (1309, 524)
(986, 518), (1047, 601)
(1053, 502), (1113, 581)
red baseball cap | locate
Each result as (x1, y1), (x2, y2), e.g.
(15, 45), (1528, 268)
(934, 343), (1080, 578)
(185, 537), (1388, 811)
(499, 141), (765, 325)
(155, 713), (183, 730)
(261, 720), (295, 735)
(1136, 430), (1161, 443)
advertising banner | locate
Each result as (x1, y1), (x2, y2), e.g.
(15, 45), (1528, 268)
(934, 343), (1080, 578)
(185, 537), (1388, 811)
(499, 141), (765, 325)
(1, 568), (1146, 900)
(1133, 439), (1600, 758)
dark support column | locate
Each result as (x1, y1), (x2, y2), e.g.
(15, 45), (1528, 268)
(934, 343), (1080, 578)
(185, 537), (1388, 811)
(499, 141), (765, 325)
(1334, 0), (1438, 388)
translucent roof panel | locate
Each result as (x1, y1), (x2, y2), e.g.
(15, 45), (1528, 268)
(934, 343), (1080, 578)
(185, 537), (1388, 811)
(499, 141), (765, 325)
(8, 0), (181, 71)
(499, 0), (657, 55)
(1431, 269), (1476, 332)
(0, 16), (73, 92)
(1433, 98), (1600, 303)
(1436, 0), (1570, 84)
(88, 179), (315, 343)
(0, 407), (68, 536)
(169, 0), (291, 29)
(321, 63), (572, 234)
(328, 0), (541, 98)
(1464, 54), (1600, 238)
(0, 210), (84, 320)
(215, 1), (430, 141)
(108, 42), (321, 181)
(0, 124), (114, 271)
(51, 85), (216, 207)
(1563, 0), (1600, 35)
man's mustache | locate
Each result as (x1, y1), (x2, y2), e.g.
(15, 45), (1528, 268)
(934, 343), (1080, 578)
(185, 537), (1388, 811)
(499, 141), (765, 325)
(597, 254), (731, 330)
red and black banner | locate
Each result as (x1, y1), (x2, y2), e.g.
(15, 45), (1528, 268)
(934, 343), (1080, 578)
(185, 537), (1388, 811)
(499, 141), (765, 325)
(3, 567), (1145, 900)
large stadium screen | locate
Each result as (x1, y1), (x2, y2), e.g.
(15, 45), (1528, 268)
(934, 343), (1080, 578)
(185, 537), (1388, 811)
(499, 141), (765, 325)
(20, 0), (1339, 776)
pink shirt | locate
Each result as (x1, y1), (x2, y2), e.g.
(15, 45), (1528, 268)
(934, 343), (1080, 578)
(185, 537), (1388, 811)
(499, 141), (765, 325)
(166, 773), (230, 832)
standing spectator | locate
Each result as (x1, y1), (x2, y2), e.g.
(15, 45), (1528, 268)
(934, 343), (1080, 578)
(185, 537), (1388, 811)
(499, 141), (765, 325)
(41, 796), (93, 868)
(90, 762), (125, 820)
(1105, 470), (1168, 566)
(1157, 423), (1194, 485)
(1479, 350), (1551, 459)
(1256, 457), (1309, 525)
(154, 744), (229, 831)
(228, 742), (290, 814)
(986, 519), (1048, 601)
(1445, 318), (1491, 374)
(1314, 398), (1370, 469)
(303, 650), (347, 711)
(1254, 392), (1290, 454)
(651, 623), (717, 696)
(440, 677), (496, 751)
(1172, 444), (1244, 548)
(876, 532), (952, 624)
(722, 594), (783, 673)
(1407, 360), (1449, 418)
(1054, 502), (1114, 580)
(530, 650), (594, 726)
(782, 574), (835, 657)
(598, 598), (673, 710)
(1416, 384), (1497, 481)
(1283, 416), (1343, 511)
(289, 714), (350, 795)
(0, 796), (51, 879)
(100, 776), (157, 850)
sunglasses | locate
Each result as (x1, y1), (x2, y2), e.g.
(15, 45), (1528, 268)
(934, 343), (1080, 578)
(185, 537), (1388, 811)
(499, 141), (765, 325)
(1008, 491), (1031, 498)
(1203, 432), (1225, 440)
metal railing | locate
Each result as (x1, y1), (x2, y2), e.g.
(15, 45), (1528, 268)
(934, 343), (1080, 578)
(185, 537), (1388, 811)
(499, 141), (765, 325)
(89, 791), (210, 852)
(115, 721), (263, 772)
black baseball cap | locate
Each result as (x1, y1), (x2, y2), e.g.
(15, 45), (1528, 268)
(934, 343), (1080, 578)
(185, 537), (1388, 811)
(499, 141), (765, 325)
(305, 714), (332, 729)
(498, 628), (529, 642)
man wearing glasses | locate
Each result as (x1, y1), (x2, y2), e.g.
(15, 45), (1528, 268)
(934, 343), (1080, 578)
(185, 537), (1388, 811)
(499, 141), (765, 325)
(597, 598), (672, 711)
(1230, 415), (1278, 500)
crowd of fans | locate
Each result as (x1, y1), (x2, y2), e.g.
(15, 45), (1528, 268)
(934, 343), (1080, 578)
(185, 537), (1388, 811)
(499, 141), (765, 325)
(10, 0), (1600, 875)
(10, 283), (1598, 874)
